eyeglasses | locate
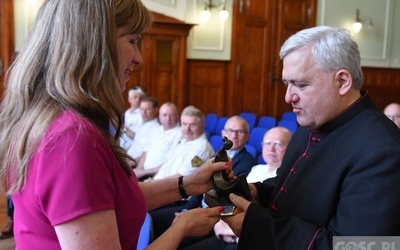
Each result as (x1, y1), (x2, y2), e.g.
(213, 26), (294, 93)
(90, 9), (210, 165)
(261, 140), (285, 150)
(224, 129), (248, 136)
(386, 115), (400, 120)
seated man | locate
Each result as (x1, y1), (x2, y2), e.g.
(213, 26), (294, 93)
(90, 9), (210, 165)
(220, 115), (258, 177)
(183, 126), (292, 250)
(384, 102), (400, 128)
(120, 86), (146, 150)
(134, 102), (182, 180)
(150, 116), (258, 249)
(153, 105), (214, 180)
(246, 126), (292, 182)
(127, 97), (160, 160)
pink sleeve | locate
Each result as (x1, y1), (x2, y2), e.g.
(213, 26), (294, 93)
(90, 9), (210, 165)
(33, 119), (117, 226)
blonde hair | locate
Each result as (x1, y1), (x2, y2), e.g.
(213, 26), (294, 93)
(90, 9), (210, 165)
(0, 0), (151, 194)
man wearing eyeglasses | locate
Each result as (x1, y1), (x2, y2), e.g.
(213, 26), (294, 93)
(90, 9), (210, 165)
(246, 127), (292, 183)
(220, 116), (258, 177)
(384, 102), (400, 128)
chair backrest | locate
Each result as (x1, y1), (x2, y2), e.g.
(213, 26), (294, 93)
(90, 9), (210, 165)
(257, 154), (266, 164)
(277, 120), (298, 134)
(240, 112), (257, 131)
(214, 117), (228, 136)
(137, 213), (153, 250)
(281, 111), (297, 122)
(209, 135), (224, 152)
(204, 113), (218, 136)
(247, 127), (268, 155)
(244, 144), (257, 158)
(257, 116), (276, 130)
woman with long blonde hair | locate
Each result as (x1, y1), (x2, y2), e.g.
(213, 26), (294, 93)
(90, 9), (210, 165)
(0, 0), (230, 249)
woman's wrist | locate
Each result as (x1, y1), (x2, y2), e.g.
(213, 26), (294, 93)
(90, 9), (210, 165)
(178, 176), (189, 199)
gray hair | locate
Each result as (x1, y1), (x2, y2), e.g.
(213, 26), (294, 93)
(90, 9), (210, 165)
(181, 105), (205, 125)
(225, 116), (250, 133)
(280, 26), (363, 89)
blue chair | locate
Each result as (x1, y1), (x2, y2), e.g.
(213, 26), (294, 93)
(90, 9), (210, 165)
(244, 144), (257, 158)
(137, 213), (153, 250)
(204, 130), (211, 140)
(204, 113), (218, 135)
(281, 111), (297, 122)
(240, 112), (257, 131)
(214, 117), (228, 136)
(277, 120), (298, 134)
(257, 154), (266, 164)
(209, 135), (224, 152)
(247, 127), (268, 155)
(257, 116), (276, 130)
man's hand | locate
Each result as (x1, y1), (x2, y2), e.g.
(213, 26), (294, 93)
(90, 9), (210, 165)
(222, 193), (251, 237)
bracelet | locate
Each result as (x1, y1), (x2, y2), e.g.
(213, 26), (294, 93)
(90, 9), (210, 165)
(178, 176), (189, 199)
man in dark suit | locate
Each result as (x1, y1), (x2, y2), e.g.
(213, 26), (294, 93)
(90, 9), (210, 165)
(219, 115), (257, 176)
(150, 115), (257, 249)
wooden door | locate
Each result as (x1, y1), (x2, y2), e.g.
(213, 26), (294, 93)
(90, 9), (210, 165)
(141, 34), (181, 107)
(0, 0), (15, 100)
(269, 0), (317, 119)
(228, 0), (316, 119)
(228, 0), (273, 117)
(124, 12), (193, 112)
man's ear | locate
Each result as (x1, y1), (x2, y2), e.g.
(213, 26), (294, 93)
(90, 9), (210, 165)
(336, 69), (353, 96)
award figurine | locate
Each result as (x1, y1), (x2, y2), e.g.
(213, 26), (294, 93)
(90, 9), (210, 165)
(204, 136), (252, 216)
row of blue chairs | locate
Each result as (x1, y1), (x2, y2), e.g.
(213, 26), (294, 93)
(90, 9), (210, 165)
(205, 112), (298, 137)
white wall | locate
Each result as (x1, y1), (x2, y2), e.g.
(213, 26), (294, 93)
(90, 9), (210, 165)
(13, 0), (399, 66)
(317, 0), (400, 68)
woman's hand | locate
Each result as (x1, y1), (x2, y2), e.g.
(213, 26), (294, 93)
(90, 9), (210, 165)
(171, 206), (224, 237)
(183, 158), (235, 196)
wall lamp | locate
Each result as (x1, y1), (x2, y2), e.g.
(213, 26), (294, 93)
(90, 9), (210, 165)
(352, 9), (373, 33)
(200, 0), (229, 22)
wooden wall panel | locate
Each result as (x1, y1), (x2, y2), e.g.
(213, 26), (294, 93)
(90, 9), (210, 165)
(186, 60), (228, 116)
(187, 60), (400, 117)
(362, 67), (400, 110)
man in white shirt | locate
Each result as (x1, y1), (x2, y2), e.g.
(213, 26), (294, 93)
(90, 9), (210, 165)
(120, 86), (145, 150)
(134, 102), (183, 180)
(127, 97), (160, 160)
(246, 126), (292, 183)
(153, 105), (214, 180)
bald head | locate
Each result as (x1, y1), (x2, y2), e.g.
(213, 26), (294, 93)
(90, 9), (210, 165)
(384, 103), (400, 128)
(159, 102), (179, 130)
(262, 127), (292, 167)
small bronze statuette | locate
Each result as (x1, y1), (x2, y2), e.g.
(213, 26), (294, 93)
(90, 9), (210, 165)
(204, 136), (252, 216)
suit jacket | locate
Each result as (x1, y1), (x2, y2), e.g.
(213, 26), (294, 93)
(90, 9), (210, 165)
(231, 147), (258, 177)
(238, 92), (400, 250)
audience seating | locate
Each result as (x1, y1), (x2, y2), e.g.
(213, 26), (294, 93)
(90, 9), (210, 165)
(257, 154), (266, 164)
(244, 144), (257, 158)
(206, 113), (299, 159)
(277, 120), (298, 133)
(240, 112), (257, 131)
(137, 213), (153, 250)
(209, 135), (224, 152)
(204, 113), (218, 136)
(247, 127), (268, 156)
(214, 117), (228, 136)
(257, 116), (276, 130)
(281, 111), (297, 122)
